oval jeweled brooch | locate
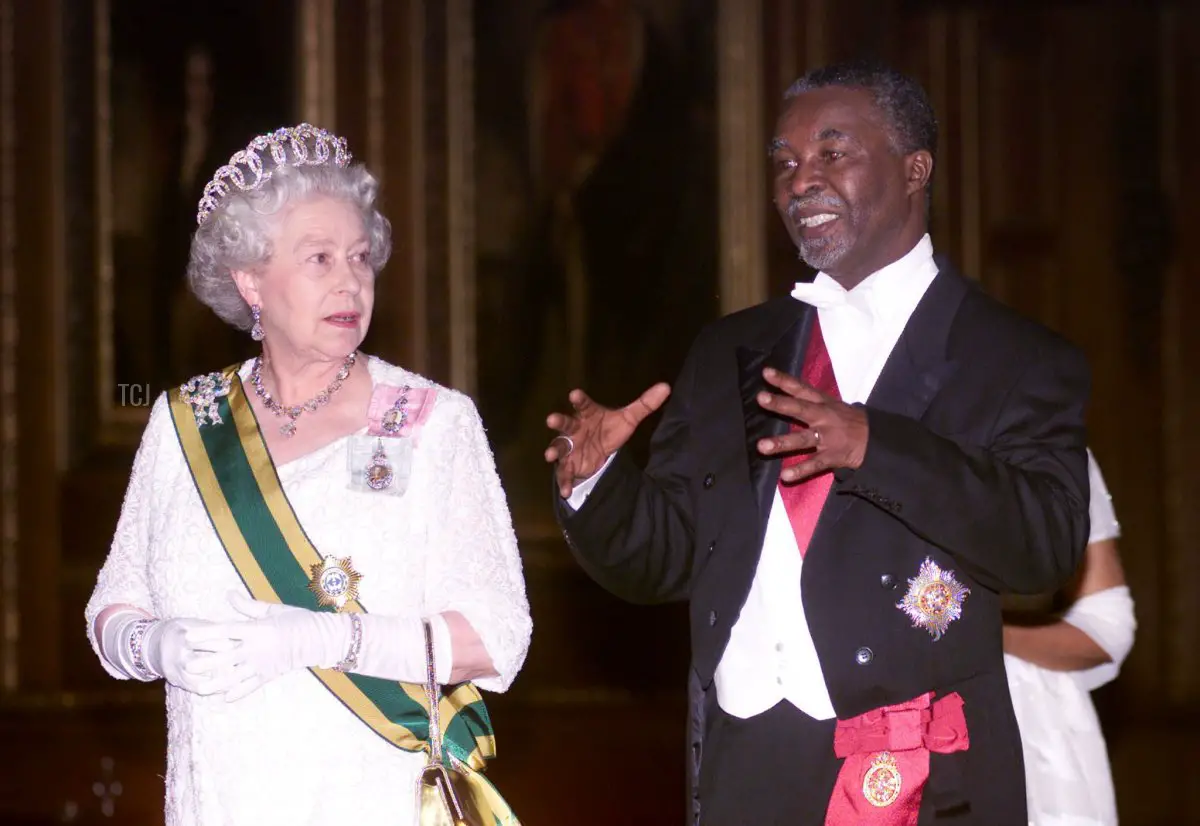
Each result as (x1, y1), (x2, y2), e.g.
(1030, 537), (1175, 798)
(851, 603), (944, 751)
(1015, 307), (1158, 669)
(364, 439), (394, 491)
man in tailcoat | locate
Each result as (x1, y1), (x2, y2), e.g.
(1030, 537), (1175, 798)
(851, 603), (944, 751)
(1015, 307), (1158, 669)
(543, 60), (1090, 825)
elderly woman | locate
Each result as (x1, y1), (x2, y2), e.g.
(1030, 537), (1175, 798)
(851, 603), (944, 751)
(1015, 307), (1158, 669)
(85, 124), (531, 825)
(1003, 449), (1136, 825)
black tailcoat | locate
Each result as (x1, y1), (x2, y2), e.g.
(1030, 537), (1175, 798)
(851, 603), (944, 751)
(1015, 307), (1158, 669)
(556, 265), (1091, 824)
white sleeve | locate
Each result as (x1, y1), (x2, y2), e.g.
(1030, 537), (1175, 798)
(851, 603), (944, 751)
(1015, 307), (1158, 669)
(422, 393), (532, 693)
(1086, 448), (1121, 543)
(354, 612), (454, 685)
(563, 452), (617, 510)
(85, 393), (171, 679)
(1061, 451), (1133, 691)
(1063, 585), (1136, 692)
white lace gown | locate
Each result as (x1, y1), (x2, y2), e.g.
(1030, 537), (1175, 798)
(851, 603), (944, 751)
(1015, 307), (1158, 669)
(85, 356), (532, 826)
(1004, 450), (1134, 826)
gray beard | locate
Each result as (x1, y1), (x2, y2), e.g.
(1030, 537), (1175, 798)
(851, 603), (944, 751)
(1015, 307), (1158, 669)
(786, 195), (852, 271)
(797, 234), (851, 272)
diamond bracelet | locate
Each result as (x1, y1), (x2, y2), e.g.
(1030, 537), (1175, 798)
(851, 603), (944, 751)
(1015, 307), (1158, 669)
(128, 618), (160, 681)
(334, 613), (363, 673)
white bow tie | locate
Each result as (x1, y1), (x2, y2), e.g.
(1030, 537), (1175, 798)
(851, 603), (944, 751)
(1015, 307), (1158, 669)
(790, 280), (849, 309)
(792, 279), (876, 316)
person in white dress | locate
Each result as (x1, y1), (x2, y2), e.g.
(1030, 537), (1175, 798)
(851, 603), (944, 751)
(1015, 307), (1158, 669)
(1003, 449), (1135, 825)
(85, 124), (531, 825)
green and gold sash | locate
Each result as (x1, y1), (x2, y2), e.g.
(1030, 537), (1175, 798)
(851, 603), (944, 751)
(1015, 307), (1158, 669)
(168, 366), (516, 824)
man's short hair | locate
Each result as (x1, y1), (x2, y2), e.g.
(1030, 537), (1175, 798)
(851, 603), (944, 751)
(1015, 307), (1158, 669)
(785, 59), (938, 161)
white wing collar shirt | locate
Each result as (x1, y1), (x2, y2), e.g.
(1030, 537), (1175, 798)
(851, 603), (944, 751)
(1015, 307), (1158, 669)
(713, 233), (940, 721)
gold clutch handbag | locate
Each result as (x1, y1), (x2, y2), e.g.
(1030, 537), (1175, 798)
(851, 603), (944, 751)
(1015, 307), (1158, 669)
(416, 620), (517, 826)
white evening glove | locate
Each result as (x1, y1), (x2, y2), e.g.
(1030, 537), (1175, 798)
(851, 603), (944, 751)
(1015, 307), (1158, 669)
(142, 618), (242, 695)
(97, 609), (238, 695)
(184, 591), (350, 702)
(355, 611), (452, 686)
(186, 591), (453, 702)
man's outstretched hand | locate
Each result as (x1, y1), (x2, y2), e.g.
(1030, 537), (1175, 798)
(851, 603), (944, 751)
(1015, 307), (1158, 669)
(544, 383), (671, 498)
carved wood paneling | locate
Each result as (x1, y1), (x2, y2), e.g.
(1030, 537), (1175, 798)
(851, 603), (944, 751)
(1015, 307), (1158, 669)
(761, 0), (802, 299)
(327, 0), (439, 381)
(422, 2), (453, 387)
(976, 10), (1064, 322)
(12, 0), (65, 693)
(0, 0), (16, 693)
(717, 0), (768, 313)
(1160, 1), (1200, 707)
(367, 0), (428, 372)
(298, 0), (337, 127)
(1081, 5), (1170, 709)
(895, 8), (982, 279)
(326, 0), (459, 383)
(445, 0), (475, 395)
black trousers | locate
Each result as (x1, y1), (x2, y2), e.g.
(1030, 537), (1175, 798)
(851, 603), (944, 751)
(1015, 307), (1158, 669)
(697, 700), (841, 826)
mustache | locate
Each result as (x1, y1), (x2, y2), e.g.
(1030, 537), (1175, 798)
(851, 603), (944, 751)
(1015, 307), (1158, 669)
(786, 195), (846, 219)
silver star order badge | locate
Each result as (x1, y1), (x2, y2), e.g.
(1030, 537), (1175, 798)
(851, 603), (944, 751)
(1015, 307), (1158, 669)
(897, 557), (970, 640)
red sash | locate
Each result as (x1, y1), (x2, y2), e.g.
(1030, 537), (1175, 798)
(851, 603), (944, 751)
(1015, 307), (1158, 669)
(825, 692), (969, 824)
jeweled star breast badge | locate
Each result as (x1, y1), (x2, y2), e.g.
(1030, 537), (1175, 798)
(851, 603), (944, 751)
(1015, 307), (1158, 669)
(307, 556), (363, 611)
(897, 557), (970, 640)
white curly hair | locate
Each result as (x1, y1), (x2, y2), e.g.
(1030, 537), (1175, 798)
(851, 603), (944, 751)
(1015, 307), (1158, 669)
(187, 161), (392, 331)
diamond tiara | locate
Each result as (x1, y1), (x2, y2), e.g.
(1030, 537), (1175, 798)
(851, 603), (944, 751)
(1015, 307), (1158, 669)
(195, 123), (352, 226)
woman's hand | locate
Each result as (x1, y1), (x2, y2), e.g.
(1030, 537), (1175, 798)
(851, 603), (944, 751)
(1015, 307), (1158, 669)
(183, 591), (348, 702)
(140, 617), (240, 695)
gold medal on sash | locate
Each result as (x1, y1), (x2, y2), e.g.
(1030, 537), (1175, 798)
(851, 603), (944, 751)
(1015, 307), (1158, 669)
(307, 555), (363, 611)
(862, 751), (902, 807)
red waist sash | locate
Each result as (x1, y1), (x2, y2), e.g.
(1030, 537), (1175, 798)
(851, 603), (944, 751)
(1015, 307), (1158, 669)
(825, 691), (969, 825)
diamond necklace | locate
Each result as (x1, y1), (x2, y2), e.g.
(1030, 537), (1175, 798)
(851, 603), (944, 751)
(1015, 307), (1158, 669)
(250, 352), (357, 437)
